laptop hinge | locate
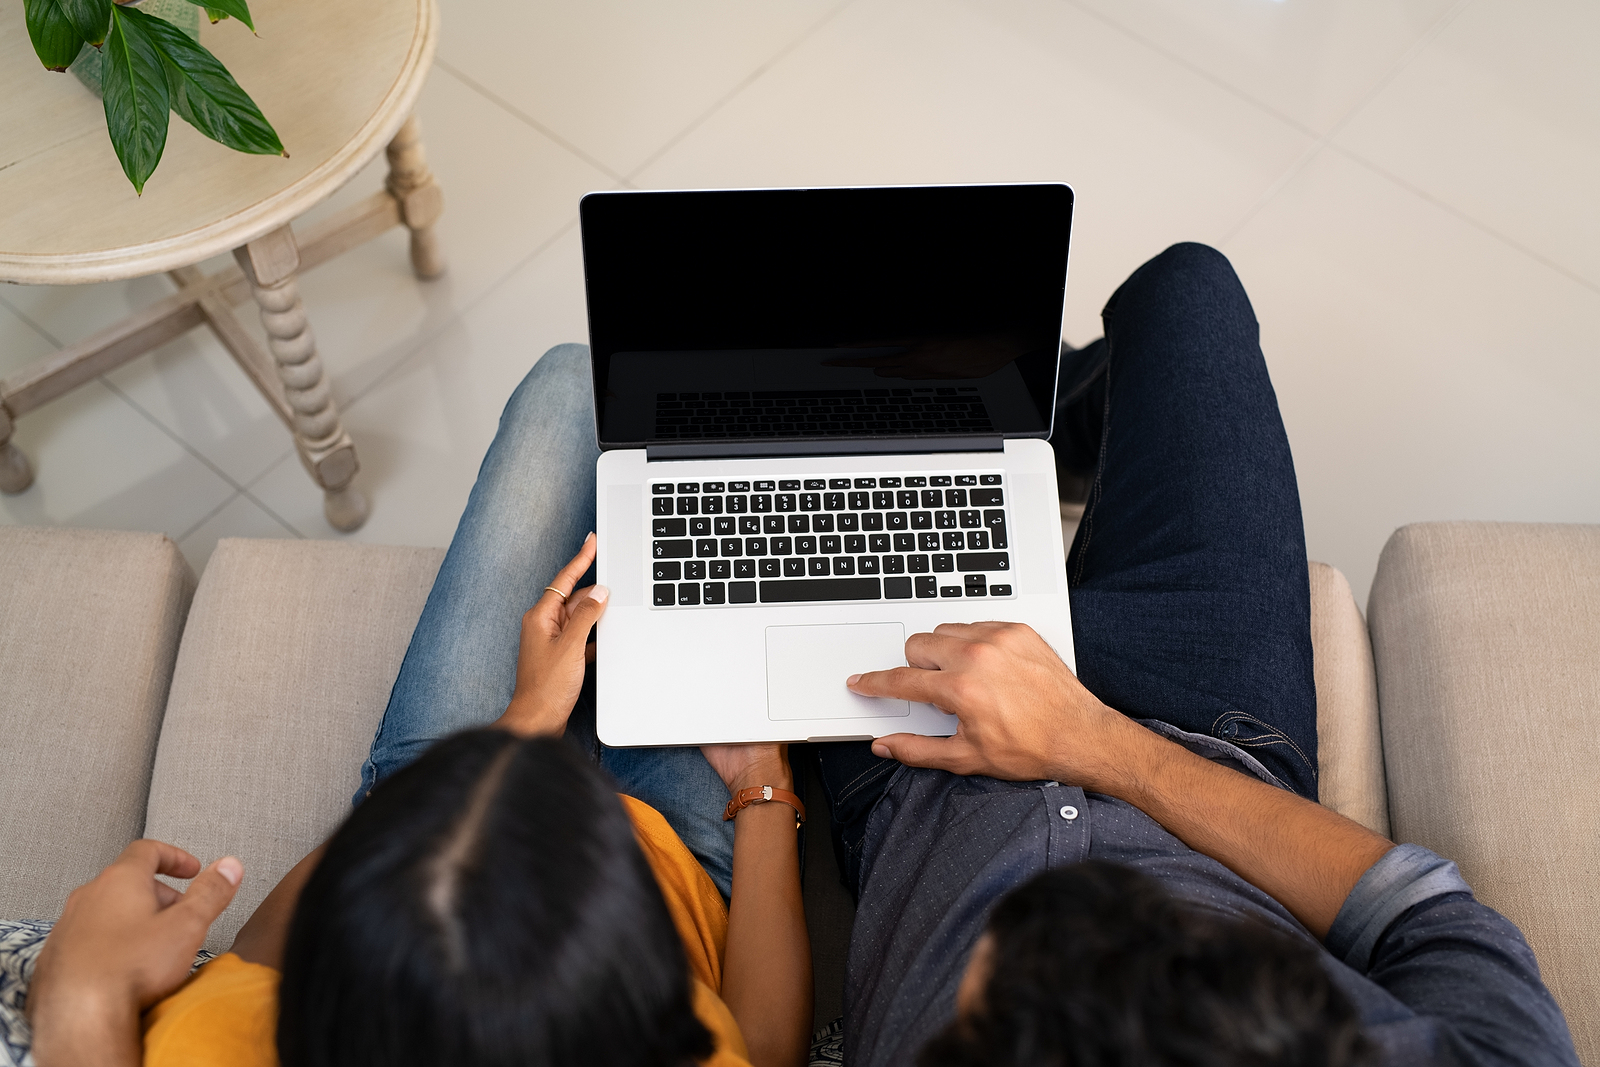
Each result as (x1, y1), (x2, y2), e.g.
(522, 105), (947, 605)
(645, 436), (1006, 462)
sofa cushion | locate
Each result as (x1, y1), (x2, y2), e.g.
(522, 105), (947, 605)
(0, 528), (194, 921)
(1309, 562), (1389, 837)
(1368, 522), (1599, 1062)
(142, 539), (443, 952)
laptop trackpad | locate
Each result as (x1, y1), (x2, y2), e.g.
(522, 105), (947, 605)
(766, 623), (911, 721)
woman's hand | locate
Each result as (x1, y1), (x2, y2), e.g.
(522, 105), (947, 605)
(495, 533), (610, 738)
(701, 742), (793, 795)
(27, 841), (243, 1067)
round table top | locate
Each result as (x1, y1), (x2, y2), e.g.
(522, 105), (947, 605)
(0, 0), (437, 284)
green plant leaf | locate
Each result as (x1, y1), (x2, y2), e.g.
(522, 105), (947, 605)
(179, 0), (252, 32)
(102, 5), (171, 194)
(54, 0), (110, 46)
(135, 7), (283, 157)
(23, 0), (85, 70)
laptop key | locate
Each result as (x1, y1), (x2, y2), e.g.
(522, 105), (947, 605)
(653, 498), (674, 516)
(959, 510), (981, 529)
(957, 552), (1010, 571)
(677, 497), (699, 515)
(848, 492), (869, 510)
(897, 491), (918, 509)
(820, 535), (842, 554)
(869, 534), (891, 553)
(921, 490), (942, 508)
(873, 491), (894, 509)
(918, 533), (940, 552)
(653, 561), (682, 581)
(915, 575), (938, 598)
(721, 538), (742, 556)
(779, 480), (801, 491)
(958, 475), (980, 486)
(796, 536), (817, 554)
(735, 559), (756, 578)
(745, 537), (767, 555)
(930, 476), (952, 487)
(776, 494), (796, 512)
(808, 558), (831, 576)
(805, 479), (827, 490)
(946, 488), (967, 507)
(893, 532), (915, 552)
(838, 513), (859, 531)
(989, 583), (1012, 596)
(758, 578), (882, 603)
(653, 584), (674, 606)
(829, 478), (851, 489)
(691, 517), (712, 536)
(833, 557), (856, 575)
(727, 495), (748, 513)
(940, 585), (962, 597)
(879, 477), (902, 488)
(755, 481), (775, 491)
(711, 560), (731, 579)
(812, 514), (835, 533)
(984, 510), (1008, 548)
(759, 559), (781, 577)
(800, 493), (821, 511)
(845, 535), (866, 554)
(911, 512), (932, 530)
(715, 517), (735, 535)
(685, 561), (706, 580)
(855, 478), (877, 488)
(980, 475), (1002, 485)
(942, 531), (964, 550)
(933, 554), (955, 572)
(967, 531), (989, 550)
(729, 581), (757, 604)
(784, 559), (806, 577)
(824, 493), (846, 510)
(703, 582), (726, 605)
(701, 496), (723, 514)
(653, 518), (686, 537)
(740, 516), (761, 534)
(883, 555), (905, 574)
(862, 513), (884, 531)
(677, 483), (700, 494)
(970, 487), (1004, 506)
(857, 556), (880, 574)
(652, 483), (674, 494)
(885, 576), (913, 599)
(654, 539), (693, 559)
(751, 494), (773, 513)
(678, 583), (701, 606)
(887, 513), (908, 530)
(764, 515), (786, 534)
(787, 514), (810, 533)
(771, 537), (792, 554)
(908, 554), (930, 573)
(935, 511), (957, 529)
(964, 573), (987, 596)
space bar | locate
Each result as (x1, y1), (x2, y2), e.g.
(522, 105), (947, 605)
(759, 578), (882, 603)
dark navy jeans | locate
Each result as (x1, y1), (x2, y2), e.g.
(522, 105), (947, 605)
(817, 242), (1318, 894)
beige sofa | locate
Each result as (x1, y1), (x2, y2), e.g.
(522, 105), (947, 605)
(1, 523), (1595, 1061)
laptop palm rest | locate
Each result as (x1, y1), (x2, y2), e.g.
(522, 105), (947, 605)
(766, 623), (911, 721)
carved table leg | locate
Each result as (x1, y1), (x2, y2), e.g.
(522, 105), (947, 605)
(0, 402), (33, 494)
(385, 115), (447, 280)
(234, 226), (370, 532)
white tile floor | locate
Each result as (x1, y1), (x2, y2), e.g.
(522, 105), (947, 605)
(3, 0), (1596, 605)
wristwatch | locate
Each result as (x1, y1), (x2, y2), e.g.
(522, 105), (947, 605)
(723, 785), (806, 827)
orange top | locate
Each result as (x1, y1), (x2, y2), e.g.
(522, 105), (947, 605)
(142, 796), (750, 1067)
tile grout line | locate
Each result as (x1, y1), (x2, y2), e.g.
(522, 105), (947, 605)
(0, 291), (67, 349)
(433, 59), (634, 186)
(1216, 0), (1479, 248)
(338, 215), (585, 414)
(621, 0), (859, 183)
(171, 488), (242, 546)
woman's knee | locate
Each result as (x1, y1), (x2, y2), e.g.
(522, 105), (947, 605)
(501, 343), (594, 432)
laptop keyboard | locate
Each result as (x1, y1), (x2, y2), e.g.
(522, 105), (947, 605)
(649, 473), (1014, 608)
(653, 389), (996, 439)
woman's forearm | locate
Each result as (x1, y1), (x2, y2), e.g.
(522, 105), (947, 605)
(721, 785), (812, 1067)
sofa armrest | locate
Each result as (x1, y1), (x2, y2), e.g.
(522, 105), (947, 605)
(1309, 561), (1389, 837)
(1368, 521), (1599, 1063)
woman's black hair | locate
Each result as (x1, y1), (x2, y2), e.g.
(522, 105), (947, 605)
(919, 861), (1375, 1067)
(277, 729), (714, 1067)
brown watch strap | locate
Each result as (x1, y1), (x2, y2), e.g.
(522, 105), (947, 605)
(722, 785), (806, 825)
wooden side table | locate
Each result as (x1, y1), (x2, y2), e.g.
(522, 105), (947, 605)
(0, 0), (444, 531)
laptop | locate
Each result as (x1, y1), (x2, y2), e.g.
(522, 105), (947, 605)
(587, 183), (1077, 746)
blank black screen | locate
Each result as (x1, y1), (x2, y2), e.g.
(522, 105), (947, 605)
(581, 184), (1073, 449)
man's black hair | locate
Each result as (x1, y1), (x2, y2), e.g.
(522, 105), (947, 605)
(277, 729), (714, 1067)
(920, 861), (1375, 1067)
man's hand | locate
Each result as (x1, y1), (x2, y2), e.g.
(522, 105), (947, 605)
(848, 621), (1146, 790)
(27, 840), (243, 1067)
(496, 532), (610, 738)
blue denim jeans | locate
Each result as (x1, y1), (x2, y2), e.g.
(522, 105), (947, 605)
(816, 242), (1318, 894)
(356, 343), (739, 898)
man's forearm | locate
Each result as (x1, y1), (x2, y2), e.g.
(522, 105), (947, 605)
(1071, 718), (1393, 938)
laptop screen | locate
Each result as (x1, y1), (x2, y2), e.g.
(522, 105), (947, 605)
(581, 184), (1073, 451)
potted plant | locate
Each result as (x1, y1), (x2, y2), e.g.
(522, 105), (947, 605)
(22, 0), (283, 193)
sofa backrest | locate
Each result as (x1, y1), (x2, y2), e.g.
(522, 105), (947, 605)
(1369, 522), (1600, 1065)
(140, 538), (443, 952)
(0, 528), (193, 921)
